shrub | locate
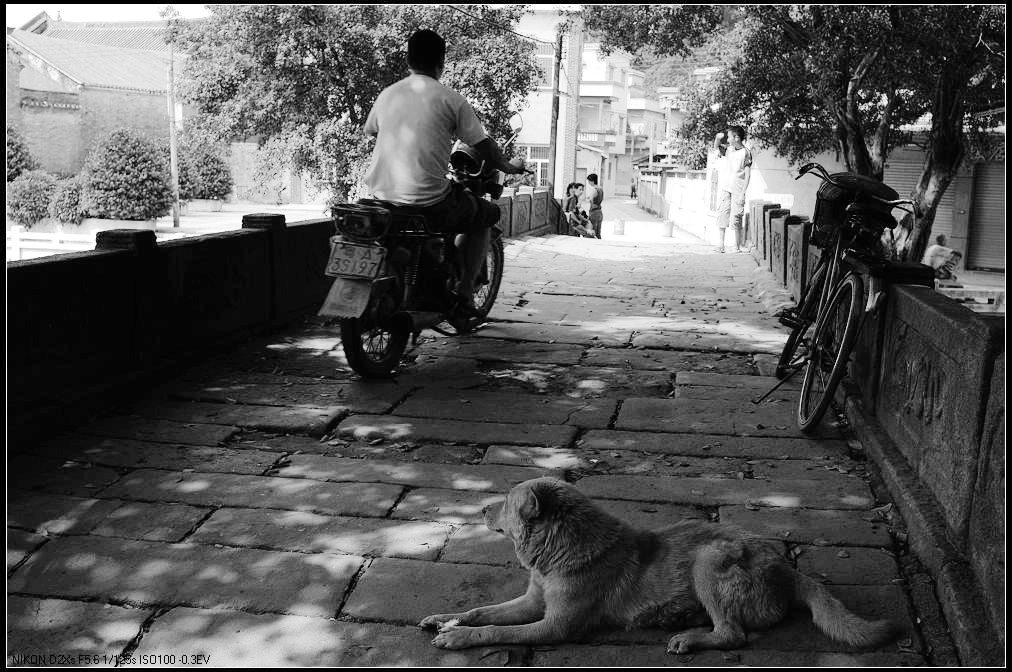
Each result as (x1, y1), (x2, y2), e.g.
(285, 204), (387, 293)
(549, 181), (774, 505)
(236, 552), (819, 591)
(6, 170), (58, 228)
(81, 129), (172, 220)
(49, 175), (85, 225)
(7, 124), (38, 182)
(179, 144), (233, 200)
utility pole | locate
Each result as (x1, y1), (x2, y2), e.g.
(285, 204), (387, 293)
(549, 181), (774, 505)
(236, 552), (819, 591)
(167, 41), (180, 227)
(547, 23), (564, 198)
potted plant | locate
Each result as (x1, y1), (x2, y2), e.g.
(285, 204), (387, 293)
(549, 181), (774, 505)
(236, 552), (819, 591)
(80, 129), (172, 230)
(178, 143), (233, 212)
(6, 169), (58, 229)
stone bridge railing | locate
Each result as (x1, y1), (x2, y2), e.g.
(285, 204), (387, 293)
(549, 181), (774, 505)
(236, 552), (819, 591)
(7, 188), (561, 445)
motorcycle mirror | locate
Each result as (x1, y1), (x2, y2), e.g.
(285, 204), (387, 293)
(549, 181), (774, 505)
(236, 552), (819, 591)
(508, 113), (523, 133)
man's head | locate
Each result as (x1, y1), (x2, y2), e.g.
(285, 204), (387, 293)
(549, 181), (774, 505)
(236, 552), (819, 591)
(728, 125), (747, 146)
(935, 234), (948, 246)
(587, 173), (598, 185)
(407, 29), (445, 76)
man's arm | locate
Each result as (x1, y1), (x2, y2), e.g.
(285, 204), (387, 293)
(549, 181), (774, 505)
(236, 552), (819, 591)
(471, 138), (526, 174)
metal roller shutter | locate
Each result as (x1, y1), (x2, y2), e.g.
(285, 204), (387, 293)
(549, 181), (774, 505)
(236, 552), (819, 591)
(883, 160), (957, 242)
(968, 162), (1005, 270)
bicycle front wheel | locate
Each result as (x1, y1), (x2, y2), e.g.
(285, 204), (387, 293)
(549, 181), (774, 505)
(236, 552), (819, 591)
(797, 273), (864, 434)
(775, 261), (827, 380)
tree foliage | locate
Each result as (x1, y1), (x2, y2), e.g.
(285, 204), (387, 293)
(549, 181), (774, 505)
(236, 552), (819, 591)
(168, 4), (542, 201)
(588, 5), (1005, 261)
(6, 124), (38, 183)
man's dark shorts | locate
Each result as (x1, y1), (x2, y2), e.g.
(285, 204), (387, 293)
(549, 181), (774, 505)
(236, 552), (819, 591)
(419, 182), (500, 234)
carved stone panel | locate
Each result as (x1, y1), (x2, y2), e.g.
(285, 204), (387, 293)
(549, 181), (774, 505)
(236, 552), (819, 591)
(876, 285), (1005, 543)
(514, 193), (532, 235)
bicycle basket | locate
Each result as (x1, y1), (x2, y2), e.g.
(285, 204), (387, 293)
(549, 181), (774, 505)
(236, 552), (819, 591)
(331, 203), (392, 242)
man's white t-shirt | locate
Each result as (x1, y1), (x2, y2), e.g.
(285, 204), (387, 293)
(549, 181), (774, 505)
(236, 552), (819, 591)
(363, 74), (488, 206)
(717, 145), (752, 195)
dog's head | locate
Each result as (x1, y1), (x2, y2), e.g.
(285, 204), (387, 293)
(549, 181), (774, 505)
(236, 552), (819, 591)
(483, 477), (601, 571)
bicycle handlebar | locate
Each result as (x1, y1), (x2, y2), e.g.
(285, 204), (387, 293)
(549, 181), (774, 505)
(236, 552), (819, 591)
(796, 162), (918, 215)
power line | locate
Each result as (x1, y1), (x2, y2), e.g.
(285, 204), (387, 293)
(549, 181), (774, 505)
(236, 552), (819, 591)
(447, 5), (558, 48)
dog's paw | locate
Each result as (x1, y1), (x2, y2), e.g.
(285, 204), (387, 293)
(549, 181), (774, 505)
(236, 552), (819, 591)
(431, 625), (474, 650)
(419, 614), (463, 630)
(666, 632), (696, 655)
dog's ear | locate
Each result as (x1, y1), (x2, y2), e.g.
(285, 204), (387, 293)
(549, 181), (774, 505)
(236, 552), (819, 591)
(517, 486), (540, 520)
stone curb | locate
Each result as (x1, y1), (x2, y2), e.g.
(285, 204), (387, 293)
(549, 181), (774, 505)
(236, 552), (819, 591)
(844, 393), (1003, 666)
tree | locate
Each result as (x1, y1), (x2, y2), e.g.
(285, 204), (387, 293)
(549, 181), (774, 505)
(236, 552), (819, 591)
(167, 4), (542, 202)
(586, 5), (1005, 261)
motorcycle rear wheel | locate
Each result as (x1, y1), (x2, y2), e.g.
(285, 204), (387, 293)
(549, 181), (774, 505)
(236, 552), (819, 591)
(340, 290), (409, 378)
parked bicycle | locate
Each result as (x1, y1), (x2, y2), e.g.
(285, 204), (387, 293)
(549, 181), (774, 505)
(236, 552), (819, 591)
(768, 163), (934, 433)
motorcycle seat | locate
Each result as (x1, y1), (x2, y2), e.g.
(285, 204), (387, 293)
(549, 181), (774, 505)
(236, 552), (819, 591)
(357, 199), (432, 233)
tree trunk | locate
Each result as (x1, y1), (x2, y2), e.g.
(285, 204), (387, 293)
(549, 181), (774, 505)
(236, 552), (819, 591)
(894, 75), (965, 262)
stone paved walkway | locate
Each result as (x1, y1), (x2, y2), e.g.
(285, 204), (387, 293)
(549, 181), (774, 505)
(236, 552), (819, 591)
(7, 207), (946, 666)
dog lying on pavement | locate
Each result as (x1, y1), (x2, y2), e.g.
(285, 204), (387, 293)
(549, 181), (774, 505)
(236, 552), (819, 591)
(420, 477), (899, 653)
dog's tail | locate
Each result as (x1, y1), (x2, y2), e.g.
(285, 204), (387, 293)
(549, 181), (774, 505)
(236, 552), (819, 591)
(793, 572), (899, 647)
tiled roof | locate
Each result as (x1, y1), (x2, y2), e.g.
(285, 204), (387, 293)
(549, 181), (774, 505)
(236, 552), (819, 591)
(8, 29), (183, 94)
(40, 20), (171, 52)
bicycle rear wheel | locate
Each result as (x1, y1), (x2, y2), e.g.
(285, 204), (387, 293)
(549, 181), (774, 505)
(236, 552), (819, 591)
(775, 261), (827, 379)
(797, 273), (864, 434)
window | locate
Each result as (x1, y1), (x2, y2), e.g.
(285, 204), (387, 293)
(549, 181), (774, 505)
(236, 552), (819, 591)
(517, 145), (551, 188)
(535, 43), (555, 89)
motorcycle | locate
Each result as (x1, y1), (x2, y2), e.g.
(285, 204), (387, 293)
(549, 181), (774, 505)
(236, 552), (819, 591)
(319, 114), (528, 378)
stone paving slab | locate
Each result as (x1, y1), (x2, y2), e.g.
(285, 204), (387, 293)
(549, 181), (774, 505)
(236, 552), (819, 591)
(579, 430), (849, 460)
(796, 545), (900, 585)
(617, 398), (834, 438)
(632, 330), (784, 355)
(99, 469), (403, 518)
(130, 608), (509, 667)
(8, 537), (363, 617)
(213, 346), (354, 380)
(580, 348), (757, 374)
(719, 506), (890, 547)
(675, 386), (795, 403)
(76, 417), (238, 446)
(470, 321), (632, 347)
(278, 455), (551, 493)
(394, 389), (616, 429)
(393, 354), (488, 389)
(7, 455), (124, 498)
(32, 434), (282, 475)
(190, 508), (451, 561)
(342, 557), (529, 625)
(530, 644), (924, 667)
(483, 446), (861, 485)
(126, 400), (346, 438)
(7, 596), (153, 665)
(89, 501), (213, 543)
(576, 474), (875, 510)
(337, 414), (578, 448)
(675, 371), (802, 390)
(392, 488), (505, 524)
(161, 374), (407, 414)
(424, 338), (585, 366)
(6, 529), (49, 574)
(7, 491), (122, 535)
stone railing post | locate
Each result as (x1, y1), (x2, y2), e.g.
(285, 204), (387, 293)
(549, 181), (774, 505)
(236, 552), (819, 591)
(242, 213), (287, 326)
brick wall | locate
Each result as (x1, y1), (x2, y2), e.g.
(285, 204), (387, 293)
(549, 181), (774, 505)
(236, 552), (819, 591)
(80, 88), (170, 161)
(19, 90), (83, 175)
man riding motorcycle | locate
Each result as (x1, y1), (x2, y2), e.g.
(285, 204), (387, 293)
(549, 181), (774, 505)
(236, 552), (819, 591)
(362, 28), (526, 314)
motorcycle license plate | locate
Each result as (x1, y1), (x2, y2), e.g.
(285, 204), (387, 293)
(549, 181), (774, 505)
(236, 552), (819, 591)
(325, 239), (386, 278)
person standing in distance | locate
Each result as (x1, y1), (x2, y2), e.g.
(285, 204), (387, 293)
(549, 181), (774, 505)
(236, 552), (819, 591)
(713, 125), (752, 253)
(362, 29), (526, 312)
(584, 173), (604, 239)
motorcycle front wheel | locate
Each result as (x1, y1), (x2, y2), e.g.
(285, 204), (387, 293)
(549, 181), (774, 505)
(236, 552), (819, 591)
(340, 288), (410, 378)
(448, 233), (504, 334)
